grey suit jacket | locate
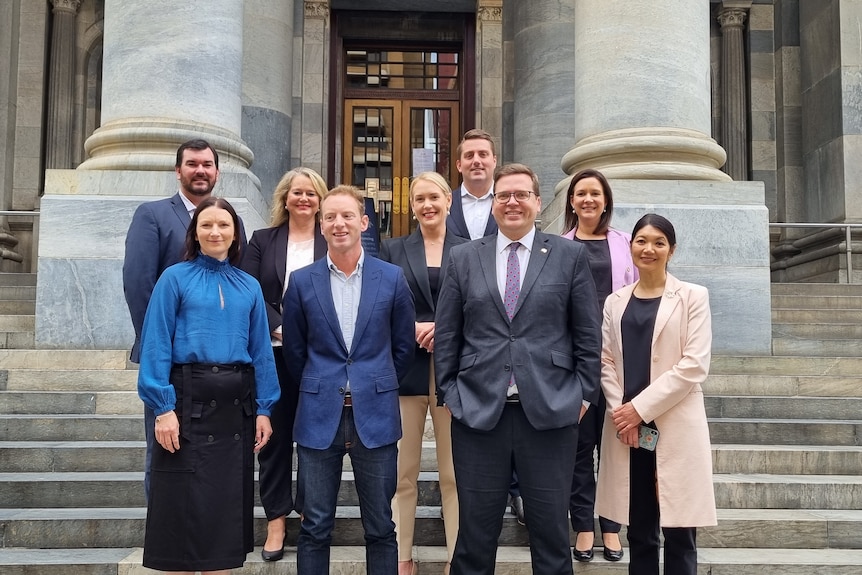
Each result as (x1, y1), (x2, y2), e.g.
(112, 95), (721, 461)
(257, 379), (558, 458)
(434, 230), (602, 431)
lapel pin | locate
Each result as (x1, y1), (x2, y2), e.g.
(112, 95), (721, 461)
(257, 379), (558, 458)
(540, 248), (548, 254)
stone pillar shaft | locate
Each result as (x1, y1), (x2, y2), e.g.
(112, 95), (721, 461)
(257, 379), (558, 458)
(79, 0), (254, 181)
(565, 0), (728, 180)
(719, 6), (749, 181)
(45, 0), (81, 169)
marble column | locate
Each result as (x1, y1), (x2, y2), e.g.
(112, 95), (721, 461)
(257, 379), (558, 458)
(718, 3), (750, 181)
(0, 0), (23, 268)
(77, 0), (255, 180)
(550, 0), (771, 356)
(509, 0), (574, 205)
(476, 0), (503, 145)
(45, 0), (81, 170)
(300, 1), (330, 178)
(36, 0), (270, 350)
(564, 0), (728, 180)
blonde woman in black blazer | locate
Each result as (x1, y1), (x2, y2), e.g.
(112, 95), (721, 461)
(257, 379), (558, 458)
(239, 167), (328, 562)
(380, 172), (467, 575)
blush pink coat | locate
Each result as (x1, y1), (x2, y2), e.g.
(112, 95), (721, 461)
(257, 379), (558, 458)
(595, 273), (717, 528)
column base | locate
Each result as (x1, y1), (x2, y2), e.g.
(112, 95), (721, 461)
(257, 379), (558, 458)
(542, 178), (770, 355)
(561, 127), (731, 181)
(34, 169), (269, 351)
(78, 118), (260, 190)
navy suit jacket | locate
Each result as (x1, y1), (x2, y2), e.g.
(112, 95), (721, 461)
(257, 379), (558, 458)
(446, 185), (498, 240)
(239, 223), (327, 333)
(434, 231), (602, 431)
(123, 192), (246, 363)
(281, 255), (416, 449)
(379, 228), (467, 396)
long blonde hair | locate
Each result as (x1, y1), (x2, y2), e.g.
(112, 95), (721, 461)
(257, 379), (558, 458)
(410, 171), (452, 201)
(270, 167), (327, 227)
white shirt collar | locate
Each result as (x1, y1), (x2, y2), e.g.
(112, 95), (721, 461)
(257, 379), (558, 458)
(460, 184), (494, 201)
(496, 226), (536, 254)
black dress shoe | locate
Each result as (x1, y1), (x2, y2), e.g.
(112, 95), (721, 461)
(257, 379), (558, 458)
(573, 547), (594, 562)
(261, 541), (285, 562)
(509, 495), (526, 526)
(603, 546), (624, 562)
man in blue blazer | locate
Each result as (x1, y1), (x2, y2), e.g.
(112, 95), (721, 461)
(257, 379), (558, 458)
(447, 128), (499, 241)
(282, 185), (415, 575)
(435, 164), (601, 575)
(122, 139), (245, 497)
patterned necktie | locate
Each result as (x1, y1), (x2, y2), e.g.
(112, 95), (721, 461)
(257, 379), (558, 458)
(504, 242), (521, 319)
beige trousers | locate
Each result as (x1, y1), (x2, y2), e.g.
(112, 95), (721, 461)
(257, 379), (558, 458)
(391, 363), (458, 563)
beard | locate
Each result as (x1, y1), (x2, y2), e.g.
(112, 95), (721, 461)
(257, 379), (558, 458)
(182, 175), (216, 197)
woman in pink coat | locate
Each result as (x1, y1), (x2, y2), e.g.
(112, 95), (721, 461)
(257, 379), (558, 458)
(596, 213), (716, 575)
(562, 169), (637, 562)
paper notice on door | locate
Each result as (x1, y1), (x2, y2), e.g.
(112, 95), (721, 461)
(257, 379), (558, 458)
(412, 148), (435, 177)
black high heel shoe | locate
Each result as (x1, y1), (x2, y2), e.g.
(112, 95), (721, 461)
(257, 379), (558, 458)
(261, 517), (286, 562)
(573, 547), (594, 562)
(603, 546), (624, 561)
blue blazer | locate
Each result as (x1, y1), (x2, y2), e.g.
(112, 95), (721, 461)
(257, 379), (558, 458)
(123, 193), (247, 362)
(445, 185), (498, 240)
(281, 255), (416, 449)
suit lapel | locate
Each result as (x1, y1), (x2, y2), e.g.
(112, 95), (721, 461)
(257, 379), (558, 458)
(405, 231), (433, 311)
(653, 273), (682, 347)
(170, 194), (190, 225)
(448, 189), (469, 239)
(513, 232), (550, 317)
(273, 225), (288, 291)
(310, 262), (348, 352)
(351, 258), (382, 352)
(478, 238), (509, 321)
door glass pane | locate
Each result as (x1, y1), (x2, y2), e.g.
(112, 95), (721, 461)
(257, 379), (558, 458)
(351, 106), (394, 190)
(345, 50), (459, 91)
(409, 107), (453, 233)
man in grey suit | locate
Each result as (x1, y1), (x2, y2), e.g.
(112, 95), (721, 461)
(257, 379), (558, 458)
(435, 163), (602, 575)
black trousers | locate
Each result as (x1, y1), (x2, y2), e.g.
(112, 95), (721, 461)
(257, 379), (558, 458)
(569, 395), (621, 535)
(258, 347), (300, 519)
(628, 445), (697, 575)
(450, 403), (577, 575)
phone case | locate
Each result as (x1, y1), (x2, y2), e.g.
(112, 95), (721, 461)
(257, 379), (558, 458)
(638, 425), (659, 451)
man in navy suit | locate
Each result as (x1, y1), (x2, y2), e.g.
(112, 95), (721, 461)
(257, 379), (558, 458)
(435, 163), (601, 575)
(282, 185), (415, 575)
(123, 138), (245, 497)
(446, 128), (499, 241)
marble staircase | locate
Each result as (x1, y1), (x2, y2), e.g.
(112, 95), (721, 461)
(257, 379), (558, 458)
(0, 284), (861, 573)
(0, 273), (35, 349)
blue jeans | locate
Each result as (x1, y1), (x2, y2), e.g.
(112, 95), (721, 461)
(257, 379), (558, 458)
(296, 407), (398, 575)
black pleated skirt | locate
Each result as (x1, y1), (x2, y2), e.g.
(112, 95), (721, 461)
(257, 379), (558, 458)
(143, 363), (255, 572)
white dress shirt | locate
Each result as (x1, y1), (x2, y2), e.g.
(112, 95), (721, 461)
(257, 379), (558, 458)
(461, 184), (494, 240)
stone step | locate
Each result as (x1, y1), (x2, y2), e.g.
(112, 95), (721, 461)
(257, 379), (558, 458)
(0, 507), (859, 551)
(0, 315), (34, 332)
(2, 441), (857, 476)
(710, 355), (862, 376)
(0, 391), (140, 415)
(2, 546), (862, 575)
(0, 414), (142, 441)
(772, 337), (862, 357)
(3, 470), (860, 510)
(1, 369), (137, 391)
(714, 473), (862, 510)
(771, 282), (862, 297)
(771, 294), (862, 309)
(0, 272), (37, 287)
(0, 330), (33, 349)
(0, 285), (36, 300)
(708, 418), (861, 445)
(772, 308), (862, 323)
(0, 300), (35, 315)
(705, 396), (862, 420)
(0, 349), (129, 369)
(705, 374), (862, 397)
(773, 322), (862, 339)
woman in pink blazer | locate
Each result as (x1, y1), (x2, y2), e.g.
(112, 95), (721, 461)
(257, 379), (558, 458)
(562, 169), (637, 562)
(596, 214), (716, 575)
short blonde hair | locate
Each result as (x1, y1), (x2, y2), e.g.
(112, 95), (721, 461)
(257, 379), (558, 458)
(323, 185), (366, 216)
(409, 171), (452, 201)
(270, 167), (327, 227)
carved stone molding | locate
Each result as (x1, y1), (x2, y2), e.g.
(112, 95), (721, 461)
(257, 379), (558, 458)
(51, 0), (82, 13)
(717, 8), (747, 29)
(305, 1), (330, 20)
(478, 6), (502, 21)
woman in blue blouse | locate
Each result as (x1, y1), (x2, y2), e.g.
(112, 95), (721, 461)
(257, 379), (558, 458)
(137, 196), (280, 574)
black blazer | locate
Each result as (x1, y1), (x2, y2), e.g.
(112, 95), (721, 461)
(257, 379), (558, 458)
(446, 185), (498, 240)
(379, 228), (468, 395)
(240, 223), (327, 333)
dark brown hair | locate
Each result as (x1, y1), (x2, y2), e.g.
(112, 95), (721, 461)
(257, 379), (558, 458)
(493, 163), (539, 194)
(175, 139), (219, 169)
(564, 168), (613, 236)
(183, 196), (241, 264)
(456, 128), (497, 157)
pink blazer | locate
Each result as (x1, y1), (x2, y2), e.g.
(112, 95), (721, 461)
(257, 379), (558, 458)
(561, 227), (638, 291)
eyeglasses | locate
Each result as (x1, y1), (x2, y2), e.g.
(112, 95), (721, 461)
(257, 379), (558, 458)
(493, 190), (536, 203)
